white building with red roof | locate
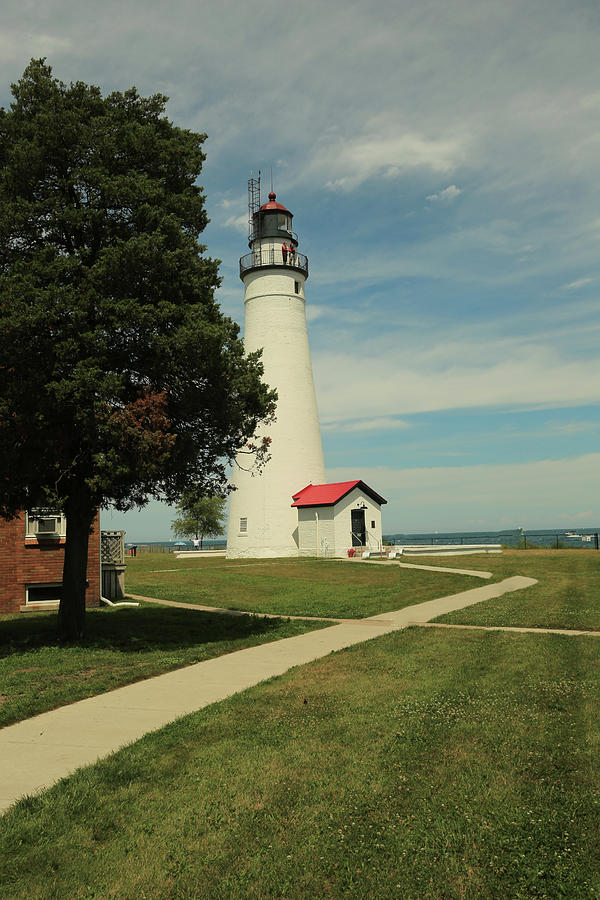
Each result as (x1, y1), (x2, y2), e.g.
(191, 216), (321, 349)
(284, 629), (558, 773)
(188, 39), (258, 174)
(292, 480), (387, 557)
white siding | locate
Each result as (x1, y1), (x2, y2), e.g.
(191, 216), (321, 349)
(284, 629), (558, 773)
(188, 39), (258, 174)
(297, 507), (335, 557)
(227, 238), (325, 558)
(332, 488), (383, 557)
(295, 487), (384, 558)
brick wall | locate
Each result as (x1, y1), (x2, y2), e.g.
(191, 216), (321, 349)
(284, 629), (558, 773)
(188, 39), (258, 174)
(0, 512), (101, 614)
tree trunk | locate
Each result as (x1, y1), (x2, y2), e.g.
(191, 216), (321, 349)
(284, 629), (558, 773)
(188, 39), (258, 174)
(58, 482), (95, 641)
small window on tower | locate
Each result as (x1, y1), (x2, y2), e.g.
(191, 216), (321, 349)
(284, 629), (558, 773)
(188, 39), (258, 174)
(295, 281), (300, 294)
(239, 517), (248, 533)
(371, 520), (376, 529)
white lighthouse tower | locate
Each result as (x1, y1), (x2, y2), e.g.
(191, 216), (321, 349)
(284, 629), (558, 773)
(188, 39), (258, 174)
(226, 177), (325, 558)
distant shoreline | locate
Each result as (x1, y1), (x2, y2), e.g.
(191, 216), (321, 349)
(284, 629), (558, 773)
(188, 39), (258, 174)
(124, 528), (599, 551)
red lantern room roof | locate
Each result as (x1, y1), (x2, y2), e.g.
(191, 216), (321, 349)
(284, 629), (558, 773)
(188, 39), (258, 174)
(259, 191), (292, 214)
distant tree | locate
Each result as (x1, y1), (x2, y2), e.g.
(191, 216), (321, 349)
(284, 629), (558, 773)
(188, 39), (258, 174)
(171, 492), (225, 548)
(0, 60), (275, 640)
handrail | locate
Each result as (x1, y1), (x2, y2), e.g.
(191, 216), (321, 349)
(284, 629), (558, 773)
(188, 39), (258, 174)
(350, 530), (367, 548)
(350, 530), (380, 551)
(240, 248), (309, 279)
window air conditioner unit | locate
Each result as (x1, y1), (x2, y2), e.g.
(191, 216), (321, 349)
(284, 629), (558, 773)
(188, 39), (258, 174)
(37, 517), (59, 533)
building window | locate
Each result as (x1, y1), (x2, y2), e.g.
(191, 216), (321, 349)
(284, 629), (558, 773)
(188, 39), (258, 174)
(26, 583), (62, 605)
(26, 509), (66, 538)
(239, 517), (248, 533)
(371, 520), (376, 529)
(295, 281), (300, 294)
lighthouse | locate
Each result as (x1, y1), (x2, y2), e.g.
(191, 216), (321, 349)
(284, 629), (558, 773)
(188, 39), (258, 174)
(226, 177), (326, 558)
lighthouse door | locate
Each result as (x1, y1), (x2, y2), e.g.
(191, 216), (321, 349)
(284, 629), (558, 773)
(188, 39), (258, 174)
(351, 509), (366, 547)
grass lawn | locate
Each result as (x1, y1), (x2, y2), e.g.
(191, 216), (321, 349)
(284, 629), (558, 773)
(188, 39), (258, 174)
(0, 604), (329, 728)
(1, 625), (599, 899)
(124, 555), (479, 618)
(0, 556), (486, 729)
(424, 549), (600, 630)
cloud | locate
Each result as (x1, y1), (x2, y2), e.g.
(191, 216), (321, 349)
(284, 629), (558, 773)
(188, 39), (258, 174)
(304, 292), (600, 431)
(542, 421), (599, 437)
(321, 417), (411, 433)
(327, 453), (600, 532)
(305, 215), (586, 293)
(315, 126), (469, 192)
(306, 303), (373, 326)
(570, 509), (594, 521)
(0, 32), (71, 61)
(427, 185), (462, 203)
(311, 330), (600, 421)
(224, 213), (248, 235)
(562, 277), (594, 290)
(306, 305), (327, 323)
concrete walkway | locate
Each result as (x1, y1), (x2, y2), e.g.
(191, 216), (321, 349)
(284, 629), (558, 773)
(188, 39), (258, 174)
(360, 560), (493, 579)
(0, 575), (535, 814)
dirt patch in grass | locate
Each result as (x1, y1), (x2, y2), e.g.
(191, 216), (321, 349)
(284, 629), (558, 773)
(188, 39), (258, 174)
(8, 666), (42, 676)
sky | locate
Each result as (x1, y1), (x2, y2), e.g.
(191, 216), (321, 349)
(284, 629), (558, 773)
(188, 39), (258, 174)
(2, 0), (599, 538)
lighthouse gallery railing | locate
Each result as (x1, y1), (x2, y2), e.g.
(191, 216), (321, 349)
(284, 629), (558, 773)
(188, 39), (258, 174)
(239, 248), (309, 279)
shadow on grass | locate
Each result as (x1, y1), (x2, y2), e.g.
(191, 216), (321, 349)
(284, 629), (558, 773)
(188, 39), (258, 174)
(0, 604), (288, 658)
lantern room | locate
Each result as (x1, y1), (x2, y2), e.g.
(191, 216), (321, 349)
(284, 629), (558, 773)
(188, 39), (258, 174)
(249, 191), (295, 245)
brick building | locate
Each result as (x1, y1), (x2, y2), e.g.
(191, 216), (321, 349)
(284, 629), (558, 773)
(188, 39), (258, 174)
(0, 510), (101, 614)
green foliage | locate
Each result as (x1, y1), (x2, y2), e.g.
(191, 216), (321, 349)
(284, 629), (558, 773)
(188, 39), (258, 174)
(0, 59), (274, 513)
(0, 60), (275, 637)
(171, 491), (225, 545)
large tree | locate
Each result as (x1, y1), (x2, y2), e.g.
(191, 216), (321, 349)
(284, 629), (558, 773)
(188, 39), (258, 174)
(0, 60), (275, 639)
(171, 492), (226, 548)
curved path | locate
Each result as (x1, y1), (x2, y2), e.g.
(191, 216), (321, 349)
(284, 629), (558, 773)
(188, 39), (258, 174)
(0, 575), (535, 814)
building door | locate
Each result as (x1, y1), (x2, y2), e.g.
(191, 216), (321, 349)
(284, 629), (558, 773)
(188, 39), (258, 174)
(351, 509), (366, 547)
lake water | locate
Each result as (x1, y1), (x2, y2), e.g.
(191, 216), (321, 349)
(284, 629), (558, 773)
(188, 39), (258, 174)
(127, 539), (227, 553)
(383, 528), (599, 550)
(131, 529), (599, 552)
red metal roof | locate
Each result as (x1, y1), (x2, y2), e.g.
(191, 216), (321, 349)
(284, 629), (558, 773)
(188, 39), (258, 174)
(259, 191), (291, 214)
(291, 480), (387, 508)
